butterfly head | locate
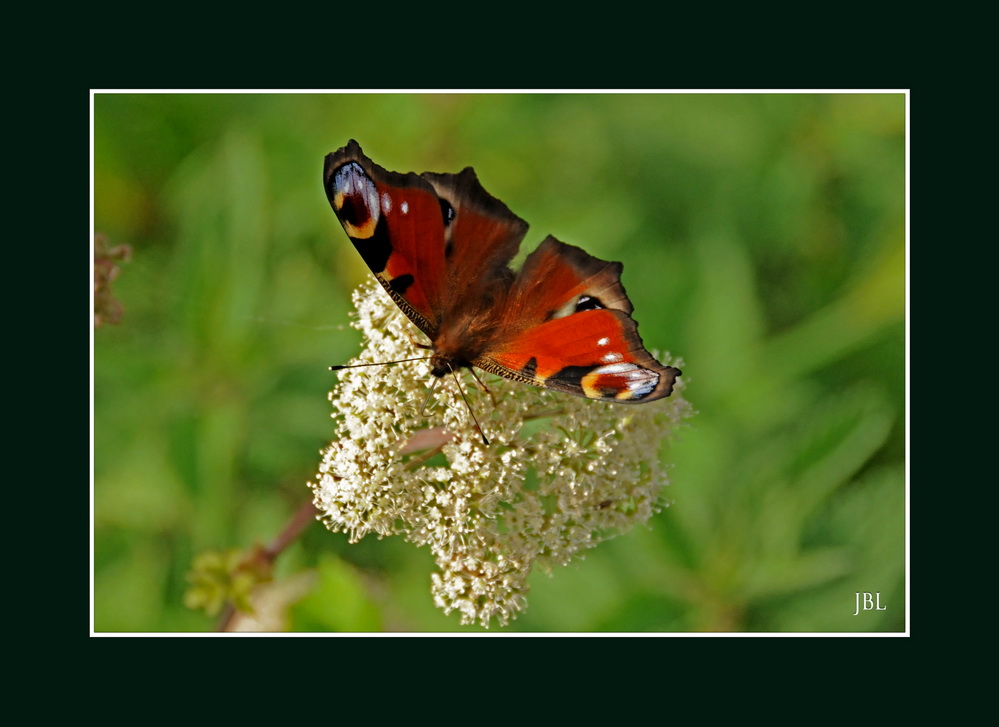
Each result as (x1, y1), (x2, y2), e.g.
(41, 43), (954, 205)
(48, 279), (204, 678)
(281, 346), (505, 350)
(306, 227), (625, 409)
(429, 352), (470, 379)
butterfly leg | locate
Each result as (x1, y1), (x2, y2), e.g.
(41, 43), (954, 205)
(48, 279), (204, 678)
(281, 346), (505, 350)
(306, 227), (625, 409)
(420, 375), (441, 415)
(407, 333), (433, 351)
(468, 367), (497, 407)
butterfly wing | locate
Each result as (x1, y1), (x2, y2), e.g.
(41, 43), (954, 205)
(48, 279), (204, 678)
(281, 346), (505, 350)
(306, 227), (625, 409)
(325, 141), (679, 403)
(324, 141), (528, 339)
(475, 236), (680, 402)
(324, 140), (449, 336)
(421, 168), (527, 307)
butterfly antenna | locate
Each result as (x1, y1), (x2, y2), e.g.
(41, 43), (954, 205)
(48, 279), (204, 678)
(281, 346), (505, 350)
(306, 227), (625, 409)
(450, 366), (490, 446)
(330, 356), (433, 371)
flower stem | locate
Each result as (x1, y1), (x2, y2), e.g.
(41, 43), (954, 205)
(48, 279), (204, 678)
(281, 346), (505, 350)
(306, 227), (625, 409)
(215, 499), (317, 632)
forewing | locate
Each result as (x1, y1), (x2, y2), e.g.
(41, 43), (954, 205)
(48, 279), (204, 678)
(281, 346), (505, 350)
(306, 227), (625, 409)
(421, 168), (528, 304)
(324, 140), (447, 336)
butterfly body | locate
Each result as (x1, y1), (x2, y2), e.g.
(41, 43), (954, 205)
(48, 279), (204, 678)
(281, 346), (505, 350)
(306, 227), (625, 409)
(324, 140), (680, 403)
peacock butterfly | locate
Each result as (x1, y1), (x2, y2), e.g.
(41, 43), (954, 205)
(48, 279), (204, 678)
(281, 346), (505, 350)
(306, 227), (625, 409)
(323, 140), (680, 405)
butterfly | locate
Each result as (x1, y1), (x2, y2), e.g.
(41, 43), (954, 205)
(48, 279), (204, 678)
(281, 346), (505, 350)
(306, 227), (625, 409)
(323, 140), (680, 406)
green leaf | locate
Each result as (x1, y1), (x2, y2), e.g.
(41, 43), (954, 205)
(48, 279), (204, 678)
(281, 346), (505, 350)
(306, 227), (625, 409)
(288, 556), (383, 632)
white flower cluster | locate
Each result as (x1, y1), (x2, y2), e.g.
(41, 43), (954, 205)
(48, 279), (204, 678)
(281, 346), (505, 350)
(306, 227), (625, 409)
(309, 280), (691, 627)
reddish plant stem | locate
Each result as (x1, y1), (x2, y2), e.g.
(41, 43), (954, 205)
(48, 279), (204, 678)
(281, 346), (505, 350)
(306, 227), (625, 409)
(215, 499), (318, 632)
(265, 499), (318, 559)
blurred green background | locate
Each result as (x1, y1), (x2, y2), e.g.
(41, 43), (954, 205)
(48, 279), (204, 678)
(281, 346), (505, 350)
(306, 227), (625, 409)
(93, 93), (905, 632)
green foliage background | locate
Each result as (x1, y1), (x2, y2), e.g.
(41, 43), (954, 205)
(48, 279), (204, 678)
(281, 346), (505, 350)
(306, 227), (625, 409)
(93, 93), (905, 632)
